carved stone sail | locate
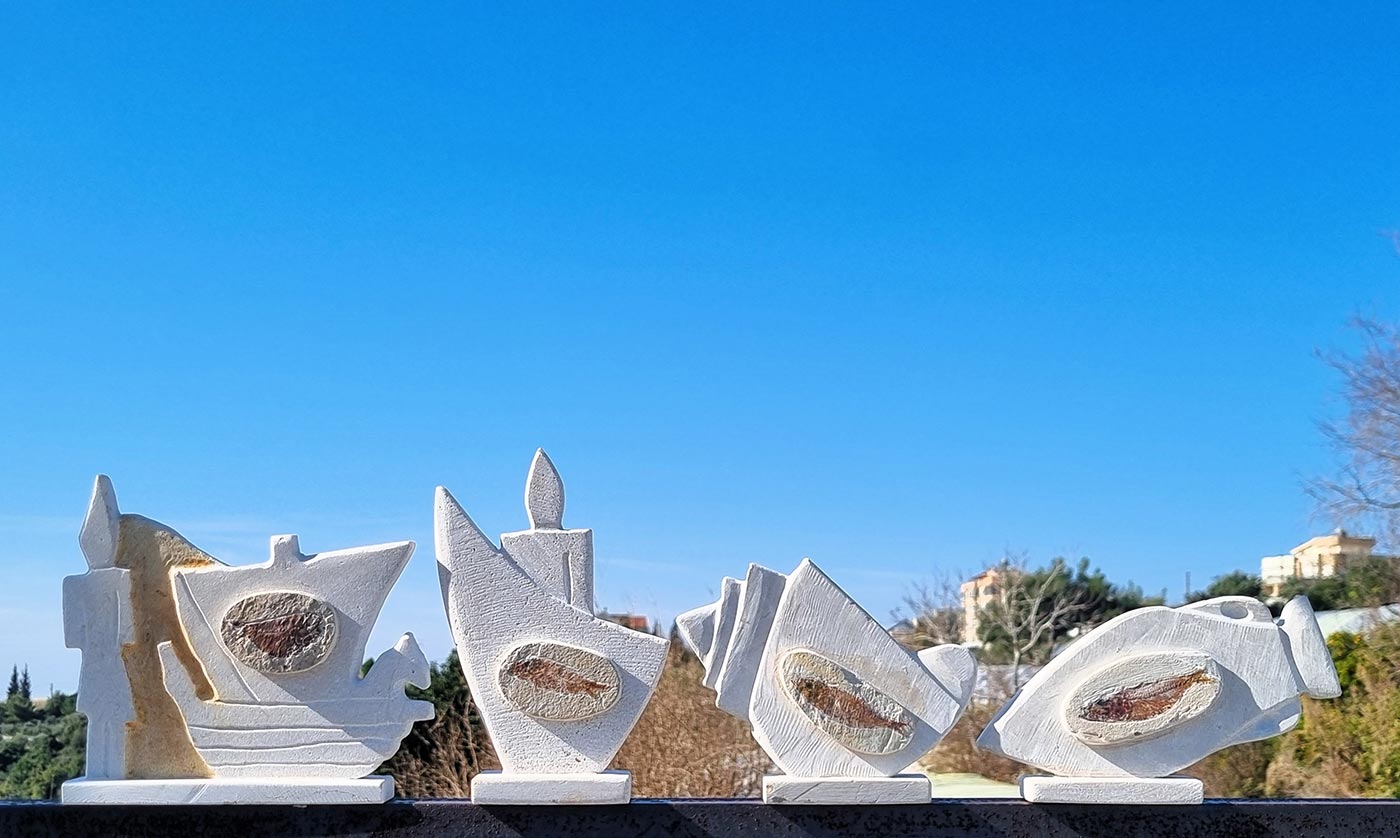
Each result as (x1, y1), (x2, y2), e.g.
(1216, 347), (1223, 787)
(435, 450), (669, 804)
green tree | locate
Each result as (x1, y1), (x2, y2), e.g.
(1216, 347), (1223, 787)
(44, 691), (76, 719)
(1110, 581), (1167, 613)
(377, 650), (496, 796)
(976, 556), (1162, 679)
(1280, 575), (1347, 612)
(1326, 630), (1365, 692)
(1188, 570), (1263, 602)
(1265, 620), (1400, 797)
(0, 710), (85, 799)
(1340, 555), (1400, 607)
(3, 665), (35, 724)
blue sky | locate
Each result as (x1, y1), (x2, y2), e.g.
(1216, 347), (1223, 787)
(2, 3), (1398, 694)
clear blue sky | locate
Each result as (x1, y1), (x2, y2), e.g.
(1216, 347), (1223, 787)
(3, 4), (1398, 694)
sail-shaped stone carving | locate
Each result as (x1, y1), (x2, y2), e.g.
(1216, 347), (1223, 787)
(435, 450), (669, 804)
(677, 559), (978, 804)
(60, 476), (432, 804)
(977, 596), (1342, 803)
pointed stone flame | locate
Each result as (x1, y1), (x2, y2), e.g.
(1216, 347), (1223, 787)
(79, 474), (120, 570)
(525, 449), (565, 530)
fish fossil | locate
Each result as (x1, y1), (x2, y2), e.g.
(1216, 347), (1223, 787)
(792, 678), (912, 733)
(1079, 669), (1215, 724)
(505, 657), (611, 698)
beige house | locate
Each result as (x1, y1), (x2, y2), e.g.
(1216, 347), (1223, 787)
(960, 567), (1005, 646)
(1260, 530), (1382, 597)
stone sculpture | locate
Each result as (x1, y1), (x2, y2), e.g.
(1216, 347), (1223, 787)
(62, 476), (134, 782)
(677, 560), (978, 804)
(435, 450), (670, 804)
(976, 595), (1342, 804)
(60, 477), (433, 804)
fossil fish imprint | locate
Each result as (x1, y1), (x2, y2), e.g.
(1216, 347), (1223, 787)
(498, 641), (621, 721)
(220, 591), (337, 674)
(778, 650), (914, 756)
(1064, 652), (1222, 746)
(793, 679), (912, 732)
(1080, 670), (1215, 723)
(506, 657), (611, 698)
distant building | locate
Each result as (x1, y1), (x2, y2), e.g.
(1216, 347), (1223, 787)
(597, 612), (651, 632)
(1260, 529), (1388, 598)
(1312, 604), (1400, 637)
(960, 567), (1006, 646)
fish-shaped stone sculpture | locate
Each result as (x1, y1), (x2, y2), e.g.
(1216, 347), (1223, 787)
(977, 595), (1342, 803)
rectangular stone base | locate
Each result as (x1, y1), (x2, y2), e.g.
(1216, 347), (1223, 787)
(60, 775), (394, 805)
(1020, 775), (1204, 805)
(763, 774), (932, 805)
(470, 770), (631, 805)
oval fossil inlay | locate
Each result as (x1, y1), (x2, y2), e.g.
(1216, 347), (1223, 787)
(220, 591), (337, 674)
(777, 649), (915, 756)
(1064, 652), (1222, 745)
(1080, 670), (1215, 722)
(498, 641), (621, 721)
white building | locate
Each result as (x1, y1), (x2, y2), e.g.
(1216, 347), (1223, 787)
(1260, 529), (1383, 598)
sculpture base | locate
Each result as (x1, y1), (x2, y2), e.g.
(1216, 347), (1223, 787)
(763, 774), (932, 805)
(470, 770), (631, 805)
(1020, 775), (1204, 805)
(60, 775), (394, 805)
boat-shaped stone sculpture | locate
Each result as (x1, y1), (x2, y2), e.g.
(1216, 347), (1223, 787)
(677, 559), (978, 804)
(435, 450), (670, 804)
(60, 476), (433, 805)
(976, 595), (1342, 804)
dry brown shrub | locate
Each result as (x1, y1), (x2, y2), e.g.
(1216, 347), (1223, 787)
(1195, 623), (1400, 798)
(386, 710), (497, 798)
(1190, 740), (1275, 797)
(380, 653), (498, 798)
(614, 645), (772, 797)
(918, 670), (1022, 784)
(1264, 665), (1400, 797)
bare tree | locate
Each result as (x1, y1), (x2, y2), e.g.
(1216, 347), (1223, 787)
(893, 570), (965, 649)
(979, 556), (1092, 689)
(1310, 316), (1400, 545)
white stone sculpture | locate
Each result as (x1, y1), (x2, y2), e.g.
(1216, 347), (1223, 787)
(677, 559), (978, 804)
(60, 477), (433, 805)
(435, 450), (670, 805)
(62, 476), (135, 781)
(976, 596), (1343, 804)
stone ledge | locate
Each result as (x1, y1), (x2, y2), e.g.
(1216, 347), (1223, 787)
(2, 798), (1399, 838)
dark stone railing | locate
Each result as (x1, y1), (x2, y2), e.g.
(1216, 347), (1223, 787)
(3, 799), (1400, 837)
